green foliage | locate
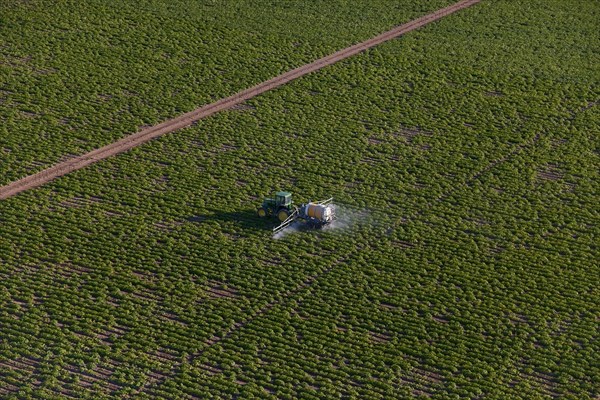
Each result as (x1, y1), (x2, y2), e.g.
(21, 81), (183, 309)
(0, 0), (452, 185)
(0, 0), (599, 399)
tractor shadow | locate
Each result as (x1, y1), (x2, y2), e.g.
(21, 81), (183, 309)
(187, 209), (276, 232)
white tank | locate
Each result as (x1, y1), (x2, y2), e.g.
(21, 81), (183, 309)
(304, 203), (334, 223)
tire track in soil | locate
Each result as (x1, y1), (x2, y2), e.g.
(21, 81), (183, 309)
(140, 254), (355, 397)
(0, 0), (480, 200)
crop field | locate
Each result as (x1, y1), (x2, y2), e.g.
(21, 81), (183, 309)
(0, 0), (454, 185)
(1, 0), (599, 399)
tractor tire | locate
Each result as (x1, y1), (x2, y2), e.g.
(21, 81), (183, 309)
(257, 207), (268, 218)
(277, 208), (290, 222)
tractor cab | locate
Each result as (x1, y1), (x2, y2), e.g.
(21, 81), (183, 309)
(258, 191), (295, 222)
(275, 191), (292, 207)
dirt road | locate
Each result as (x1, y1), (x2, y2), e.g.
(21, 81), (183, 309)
(0, 0), (480, 200)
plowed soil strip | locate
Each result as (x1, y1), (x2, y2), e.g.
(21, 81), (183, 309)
(0, 0), (480, 200)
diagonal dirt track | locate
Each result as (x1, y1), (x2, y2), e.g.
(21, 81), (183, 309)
(0, 0), (480, 200)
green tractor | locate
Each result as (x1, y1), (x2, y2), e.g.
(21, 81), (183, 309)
(257, 191), (295, 222)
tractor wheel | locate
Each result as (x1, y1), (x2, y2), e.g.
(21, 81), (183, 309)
(277, 208), (290, 222)
(257, 207), (267, 217)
